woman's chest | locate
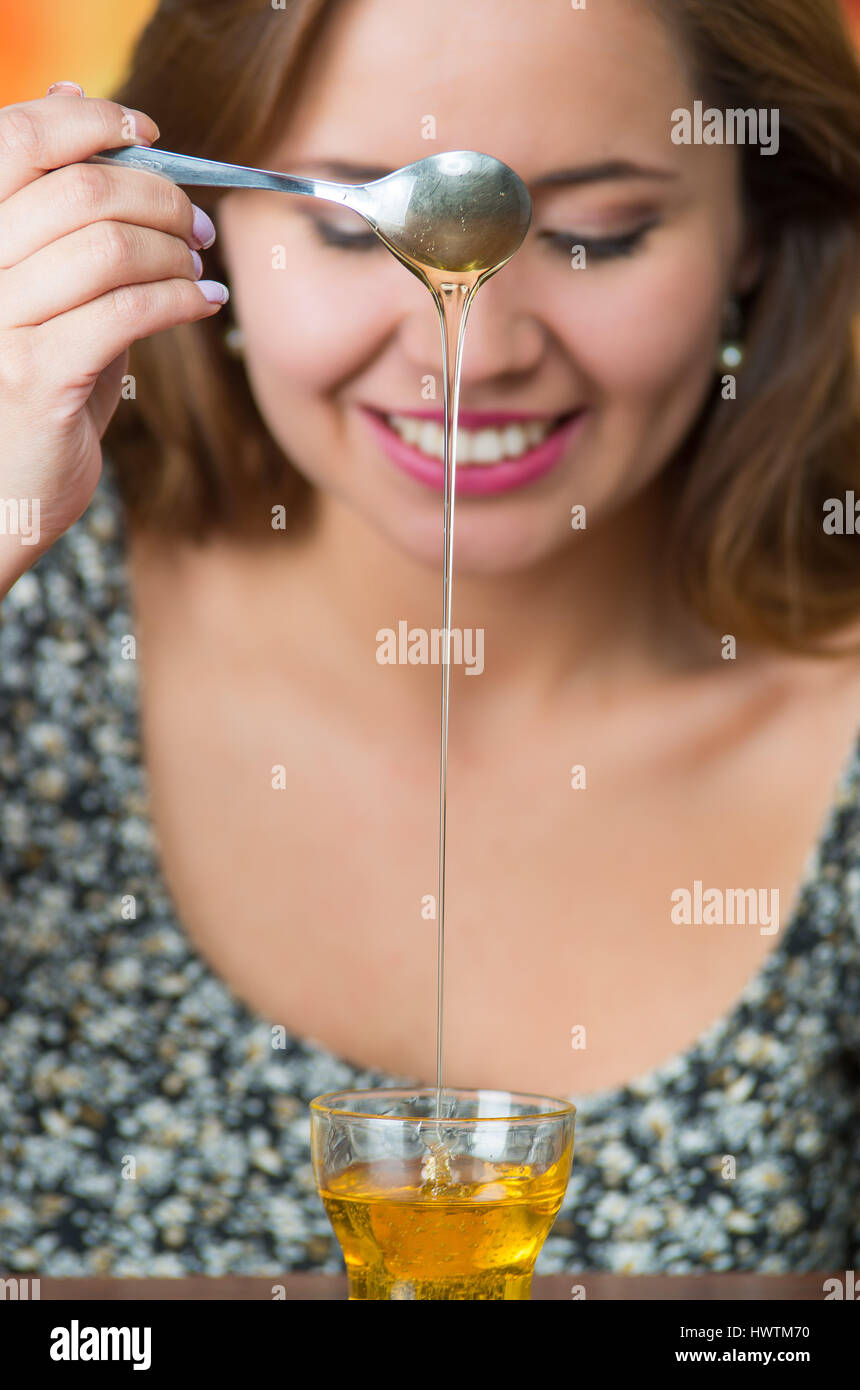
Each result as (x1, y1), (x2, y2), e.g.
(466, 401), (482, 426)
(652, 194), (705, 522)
(135, 654), (858, 1099)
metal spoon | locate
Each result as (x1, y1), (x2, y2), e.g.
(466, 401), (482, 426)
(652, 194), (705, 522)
(89, 145), (532, 278)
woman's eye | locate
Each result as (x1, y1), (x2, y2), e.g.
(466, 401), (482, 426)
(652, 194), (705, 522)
(310, 217), (657, 259)
(540, 223), (657, 261)
(312, 220), (380, 251)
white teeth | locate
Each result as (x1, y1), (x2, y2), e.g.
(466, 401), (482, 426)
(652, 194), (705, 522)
(419, 421), (443, 457)
(385, 414), (555, 464)
(503, 424), (528, 456)
(472, 429), (503, 463)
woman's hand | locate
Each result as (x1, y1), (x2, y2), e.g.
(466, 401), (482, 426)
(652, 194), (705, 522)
(0, 84), (228, 596)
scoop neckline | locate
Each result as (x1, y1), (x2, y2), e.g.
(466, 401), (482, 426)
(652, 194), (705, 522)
(97, 469), (860, 1112)
(563, 717), (860, 1108)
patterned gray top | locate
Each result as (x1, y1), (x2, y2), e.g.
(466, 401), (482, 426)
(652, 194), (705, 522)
(1, 470), (858, 1278)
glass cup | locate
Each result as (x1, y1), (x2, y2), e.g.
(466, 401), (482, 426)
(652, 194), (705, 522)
(310, 1087), (575, 1301)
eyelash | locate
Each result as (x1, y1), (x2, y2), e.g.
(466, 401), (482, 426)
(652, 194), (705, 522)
(312, 221), (380, 250)
(539, 224), (657, 261)
(311, 220), (658, 259)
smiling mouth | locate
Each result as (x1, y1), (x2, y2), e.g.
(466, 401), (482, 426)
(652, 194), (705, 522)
(367, 409), (579, 465)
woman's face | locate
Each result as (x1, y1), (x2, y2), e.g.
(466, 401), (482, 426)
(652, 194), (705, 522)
(217, 0), (759, 575)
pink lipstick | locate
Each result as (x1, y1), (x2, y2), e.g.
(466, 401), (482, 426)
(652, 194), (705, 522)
(360, 406), (587, 496)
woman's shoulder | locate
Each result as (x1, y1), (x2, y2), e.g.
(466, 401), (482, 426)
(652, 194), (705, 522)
(762, 634), (860, 915)
(784, 688), (860, 1063)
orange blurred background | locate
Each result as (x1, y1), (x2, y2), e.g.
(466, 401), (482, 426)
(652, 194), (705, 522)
(0, 0), (157, 104)
(1, 0), (859, 107)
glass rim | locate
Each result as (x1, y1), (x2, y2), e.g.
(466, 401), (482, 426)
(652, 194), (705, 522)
(309, 1086), (576, 1123)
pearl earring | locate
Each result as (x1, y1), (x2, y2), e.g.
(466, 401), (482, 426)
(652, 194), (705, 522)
(224, 323), (245, 357)
(717, 299), (745, 371)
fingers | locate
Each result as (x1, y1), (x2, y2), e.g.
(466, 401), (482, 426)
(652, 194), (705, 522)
(0, 89), (159, 202)
(1, 219), (212, 328)
(0, 85), (227, 425)
(28, 274), (229, 390)
(0, 160), (216, 268)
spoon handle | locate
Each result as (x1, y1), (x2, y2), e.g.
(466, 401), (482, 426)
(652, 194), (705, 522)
(88, 144), (353, 206)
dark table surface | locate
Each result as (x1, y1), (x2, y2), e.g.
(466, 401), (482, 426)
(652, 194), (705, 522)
(32, 1274), (832, 1300)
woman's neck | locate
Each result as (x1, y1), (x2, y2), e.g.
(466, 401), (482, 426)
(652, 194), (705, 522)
(291, 470), (727, 701)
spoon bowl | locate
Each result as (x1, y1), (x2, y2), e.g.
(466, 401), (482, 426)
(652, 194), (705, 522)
(347, 150), (532, 276)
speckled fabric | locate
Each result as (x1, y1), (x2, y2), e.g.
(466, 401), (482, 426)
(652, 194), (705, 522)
(0, 468), (858, 1278)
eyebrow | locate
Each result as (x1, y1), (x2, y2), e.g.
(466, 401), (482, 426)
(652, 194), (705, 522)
(532, 160), (678, 188)
(284, 158), (678, 188)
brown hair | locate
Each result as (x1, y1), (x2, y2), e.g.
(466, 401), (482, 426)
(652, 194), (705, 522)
(105, 0), (860, 654)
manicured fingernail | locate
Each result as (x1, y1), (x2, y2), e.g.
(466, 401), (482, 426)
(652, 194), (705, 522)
(190, 249), (203, 279)
(197, 280), (229, 305)
(191, 205), (217, 250)
(47, 81), (85, 96)
(119, 107), (159, 145)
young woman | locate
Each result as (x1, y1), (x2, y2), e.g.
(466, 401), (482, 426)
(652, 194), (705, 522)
(0, 0), (858, 1277)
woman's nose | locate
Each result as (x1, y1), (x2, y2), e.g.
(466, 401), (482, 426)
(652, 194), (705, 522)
(399, 276), (545, 386)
